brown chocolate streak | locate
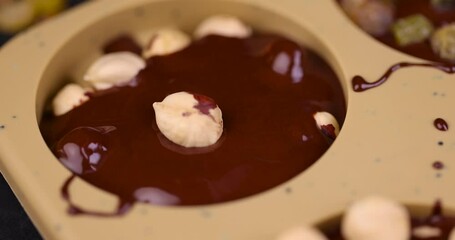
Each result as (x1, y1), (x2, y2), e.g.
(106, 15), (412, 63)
(352, 62), (455, 92)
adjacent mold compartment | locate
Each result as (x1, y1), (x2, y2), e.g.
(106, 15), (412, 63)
(317, 203), (455, 239)
(332, 0), (455, 63)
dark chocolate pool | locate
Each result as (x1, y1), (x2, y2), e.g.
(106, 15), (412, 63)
(40, 33), (346, 212)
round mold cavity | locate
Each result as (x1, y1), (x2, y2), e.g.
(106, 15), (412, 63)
(35, 0), (348, 209)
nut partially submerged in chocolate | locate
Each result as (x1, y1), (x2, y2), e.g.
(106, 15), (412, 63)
(84, 52), (146, 90)
(278, 226), (328, 240)
(153, 92), (223, 148)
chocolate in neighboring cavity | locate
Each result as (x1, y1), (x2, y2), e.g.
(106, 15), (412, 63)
(338, 0), (455, 63)
(324, 201), (455, 240)
(103, 34), (142, 55)
(40, 34), (346, 211)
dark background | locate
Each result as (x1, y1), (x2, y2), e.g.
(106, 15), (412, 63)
(0, 1), (87, 239)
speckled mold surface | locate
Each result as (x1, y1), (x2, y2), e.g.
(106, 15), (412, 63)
(0, 0), (454, 239)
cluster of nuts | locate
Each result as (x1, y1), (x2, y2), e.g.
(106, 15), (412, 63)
(52, 14), (340, 148)
(52, 14), (252, 116)
(341, 0), (455, 62)
(52, 15), (251, 148)
(277, 196), (455, 240)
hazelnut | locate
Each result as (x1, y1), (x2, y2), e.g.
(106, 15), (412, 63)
(52, 83), (90, 116)
(341, 196), (410, 240)
(84, 52), (146, 90)
(412, 226), (441, 239)
(142, 28), (191, 58)
(277, 226), (328, 240)
(431, 23), (455, 62)
(0, 0), (34, 33)
(313, 112), (340, 139)
(194, 15), (252, 39)
(341, 0), (395, 36)
(153, 92), (223, 148)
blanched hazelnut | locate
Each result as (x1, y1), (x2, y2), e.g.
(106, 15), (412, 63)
(52, 83), (89, 116)
(153, 92), (223, 148)
(84, 52), (146, 90)
(341, 196), (410, 240)
(431, 23), (455, 62)
(142, 28), (191, 58)
(313, 112), (340, 139)
(277, 226), (328, 240)
(194, 15), (252, 39)
(341, 0), (395, 36)
(412, 225), (441, 239)
(0, 0), (34, 33)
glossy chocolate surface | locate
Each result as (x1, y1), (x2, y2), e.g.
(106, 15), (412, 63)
(40, 34), (346, 209)
(324, 202), (455, 240)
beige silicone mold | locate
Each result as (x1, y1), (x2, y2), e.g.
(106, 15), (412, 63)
(0, 0), (454, 239)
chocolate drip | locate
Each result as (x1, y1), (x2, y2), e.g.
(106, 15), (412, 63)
(61, 175), (132, 216)
(352, 62), (455, 92)
(434, 118), (449, 131)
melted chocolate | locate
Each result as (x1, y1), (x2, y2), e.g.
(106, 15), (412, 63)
(433, 161), (445, 170)
(375, 0), (455, 63)
(435, 118), (449, 131)
(324, 201), (455, 240)
(103, 34), (142, 55)
(352, 62), (455, 92)
(40, 34), (346, 210)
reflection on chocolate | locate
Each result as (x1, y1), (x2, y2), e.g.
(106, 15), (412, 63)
(324, 201), (455, 240)
(40, 34), (346, 212)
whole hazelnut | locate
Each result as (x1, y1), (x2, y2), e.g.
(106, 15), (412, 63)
(153, 92), (223, 148)
(313, 112), (340, 140)
(341, 196), (410, 240)
(0, 0), (34, 33)
(431, 23), (455, 62)
(341, 0), (395, 36)
(194, 15), (252, 39)
(277, 226), (328, 240)
(52, 83), (90, 116)
(84, 52), (146, 90)
(142, 28), (191, 58)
